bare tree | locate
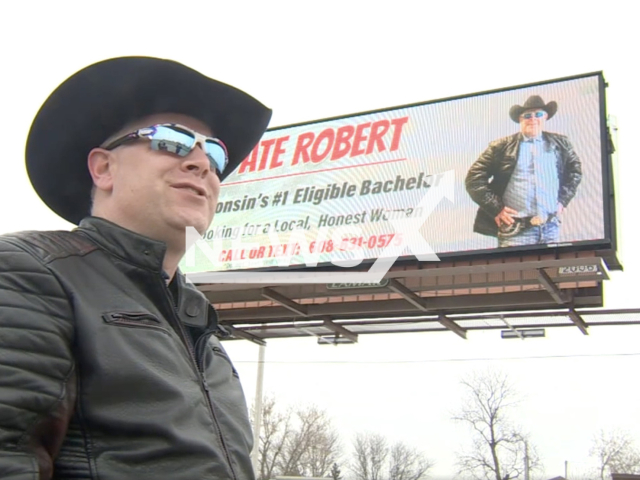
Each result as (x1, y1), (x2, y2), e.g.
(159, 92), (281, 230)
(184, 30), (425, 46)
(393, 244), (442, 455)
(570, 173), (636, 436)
(301, 423), (341, 477)
(351, 432), (389, 480)
(280, 404), (341, 477)
(388, 441), (433, 480)
(253, 396), (292, 480)
(351, 433), (433, 480)
(452, 370), (540, 480)
(590, 429), (640, 479)
(253, 398), (341, 480)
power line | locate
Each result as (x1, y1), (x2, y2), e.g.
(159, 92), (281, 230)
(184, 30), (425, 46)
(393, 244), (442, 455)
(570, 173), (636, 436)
(232, 351), (640, 365)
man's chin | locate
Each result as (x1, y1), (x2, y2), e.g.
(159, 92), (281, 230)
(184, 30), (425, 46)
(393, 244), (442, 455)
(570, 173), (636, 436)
(171, 218), (211, 238)
(170, 209), (213, 234)
(187, 223), (210, 236)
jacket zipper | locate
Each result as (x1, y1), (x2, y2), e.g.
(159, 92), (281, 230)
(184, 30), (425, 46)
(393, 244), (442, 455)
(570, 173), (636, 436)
(195, 333), (214, 368)
(161, 279), (238, 480)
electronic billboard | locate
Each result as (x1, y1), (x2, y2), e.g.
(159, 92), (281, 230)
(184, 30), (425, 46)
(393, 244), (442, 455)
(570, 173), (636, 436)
(182, 72), (613, 274)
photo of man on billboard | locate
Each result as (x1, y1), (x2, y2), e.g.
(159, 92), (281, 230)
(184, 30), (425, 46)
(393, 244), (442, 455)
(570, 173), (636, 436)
(465, 95), (583, 247)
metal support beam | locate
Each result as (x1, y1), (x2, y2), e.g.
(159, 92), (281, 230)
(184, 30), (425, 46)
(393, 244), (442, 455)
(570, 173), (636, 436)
(292, 320), (336, 344)
(568, 308), (589, 335)
(437, 314), (467, 339)
(537, 269), (567, 304)
(225, 325), (267, 346)
(387, 280), (466, 339)
(323, 318), (358, 343)
(261, 287), (308, 316)
(500, 315), (524, 339)
(387, 278), (428, 311)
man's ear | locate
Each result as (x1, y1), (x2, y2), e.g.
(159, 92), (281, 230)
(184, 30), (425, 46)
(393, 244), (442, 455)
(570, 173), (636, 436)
(88, 148), (115, 193)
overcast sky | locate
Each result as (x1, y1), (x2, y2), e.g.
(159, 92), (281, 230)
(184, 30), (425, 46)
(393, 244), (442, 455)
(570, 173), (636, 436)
(1, 2), (639, 479)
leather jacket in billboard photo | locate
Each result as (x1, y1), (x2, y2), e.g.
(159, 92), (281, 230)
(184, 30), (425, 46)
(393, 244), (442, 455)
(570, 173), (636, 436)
(0, 217), (255, 480)
(465, 132), (583, 237)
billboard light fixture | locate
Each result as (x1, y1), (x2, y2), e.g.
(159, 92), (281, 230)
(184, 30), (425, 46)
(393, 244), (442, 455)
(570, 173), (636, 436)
(317, 335), (357, 345)
(501, 328), (546, 339)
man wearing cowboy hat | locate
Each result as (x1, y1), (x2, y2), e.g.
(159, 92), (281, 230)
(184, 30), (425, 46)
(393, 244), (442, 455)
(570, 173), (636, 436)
(0, 57), (271, 479)
(465, 95), (582, 247)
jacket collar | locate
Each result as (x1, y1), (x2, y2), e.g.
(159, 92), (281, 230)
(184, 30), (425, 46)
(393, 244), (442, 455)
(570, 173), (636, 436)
(76, 216), (167, 273)
(76, 216), (216, 332)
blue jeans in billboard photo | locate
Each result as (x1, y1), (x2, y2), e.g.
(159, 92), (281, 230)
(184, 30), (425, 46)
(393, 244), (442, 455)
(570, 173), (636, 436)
(498, 217), (560, 248)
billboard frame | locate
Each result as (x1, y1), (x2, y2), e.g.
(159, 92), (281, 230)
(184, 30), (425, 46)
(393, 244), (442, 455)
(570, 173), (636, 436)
(210, 71), (621, 276)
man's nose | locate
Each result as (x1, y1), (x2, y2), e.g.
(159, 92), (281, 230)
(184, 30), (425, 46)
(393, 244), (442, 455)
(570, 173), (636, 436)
(183, 143), (211, 175)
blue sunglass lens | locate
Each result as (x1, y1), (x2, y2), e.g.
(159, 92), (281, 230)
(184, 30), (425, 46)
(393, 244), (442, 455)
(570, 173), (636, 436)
(523, 111), (545, 119)
(149, 126), (195, 156)
(205, 141), (227, 175)
(147, 125), (227, 176)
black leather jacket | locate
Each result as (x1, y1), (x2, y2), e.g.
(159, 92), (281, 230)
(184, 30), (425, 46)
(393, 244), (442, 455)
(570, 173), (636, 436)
(465, 131), (583, 237)
(0, 217), (255, 480)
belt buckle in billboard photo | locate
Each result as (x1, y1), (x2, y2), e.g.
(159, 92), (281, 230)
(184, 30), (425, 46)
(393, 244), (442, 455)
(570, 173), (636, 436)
(530, 215), (545, 226)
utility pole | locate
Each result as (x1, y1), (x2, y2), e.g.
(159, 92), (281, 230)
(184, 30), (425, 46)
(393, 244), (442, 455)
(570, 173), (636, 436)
(524, 441), (530, 480)
(251, 344), (267, 475)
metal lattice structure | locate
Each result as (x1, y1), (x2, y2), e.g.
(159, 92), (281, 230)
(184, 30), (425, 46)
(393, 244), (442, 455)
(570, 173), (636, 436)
(196, 252), (635, 344)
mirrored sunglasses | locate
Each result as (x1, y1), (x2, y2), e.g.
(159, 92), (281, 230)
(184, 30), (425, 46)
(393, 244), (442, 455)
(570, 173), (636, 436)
(102, 123), (229, 176)
(521, 111), (546, 120)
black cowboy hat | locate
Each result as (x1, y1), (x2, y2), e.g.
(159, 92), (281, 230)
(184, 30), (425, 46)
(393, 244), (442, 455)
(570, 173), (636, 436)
(509, 95), (557, 123)
(25, 56), (272, 225)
